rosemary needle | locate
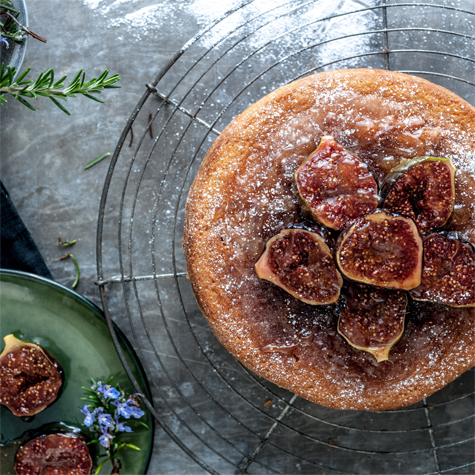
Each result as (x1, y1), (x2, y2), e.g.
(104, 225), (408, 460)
(53, 253), (80, 288)
(84, 152), (111, 170)
(70, 254), (80, 288)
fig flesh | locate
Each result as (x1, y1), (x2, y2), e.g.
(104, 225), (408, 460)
(382, 157), (456, 234)
(410, 234), (475, 308)
(338, 282), (407, 362)
(336, 210), (423, 290)
(14, 433), (92, 475)
(255, 228), (343, 305)
(0, 334), (64, 417)
(284, 220), (337, 250)
(294, 136), (379, 230)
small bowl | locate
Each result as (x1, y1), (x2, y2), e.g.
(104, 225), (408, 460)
(0, 0), (28, 77)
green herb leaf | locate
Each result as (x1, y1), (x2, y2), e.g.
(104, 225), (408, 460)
(81, 386), (96, 393)
(49, 96), (71, 115)
(124, 443), (141, 451)
(95, 458), (109, 475)
(84, 152), (111, 170)
(59, 238), (77, 247)
(70, 254), (80, 288)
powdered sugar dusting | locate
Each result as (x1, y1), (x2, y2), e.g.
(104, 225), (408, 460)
(184, 70), (475, 410)
(80, 0), (381, 55)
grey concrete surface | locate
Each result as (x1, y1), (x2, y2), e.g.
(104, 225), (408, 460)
(1, 1), (474, 474)
(0, 1), (227, 473)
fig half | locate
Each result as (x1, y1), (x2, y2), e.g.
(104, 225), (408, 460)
(410, 234), (475, 308)
(255, 228), (343, 305)
(0, 334), (64, 417)
(382, 157), (456, 234)
(336, 210), (423, 290)
(294, 136), (379, 230)
(14, 433), (92, 475)
(338, 282), (407, 362)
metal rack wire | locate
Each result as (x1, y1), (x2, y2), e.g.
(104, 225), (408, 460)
(96, 1), (475, 473)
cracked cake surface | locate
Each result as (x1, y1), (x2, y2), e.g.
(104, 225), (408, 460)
(183, 69), (475, 410)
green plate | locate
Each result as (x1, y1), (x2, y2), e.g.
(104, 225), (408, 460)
(0, 270), (154, 474)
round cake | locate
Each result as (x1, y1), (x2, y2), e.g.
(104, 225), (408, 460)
(183, 69), (475, 411)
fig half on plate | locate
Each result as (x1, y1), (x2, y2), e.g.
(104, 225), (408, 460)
(294, 136), (379, 230)
(14, 433), (92, 475)
(255, 228), (343, 305)
(338, 281), (407, 362)
(410, 233), (475, 308)
(336, 210), (423, 290)
(382, 156), (456, 234)
(0, 334), (64, 417)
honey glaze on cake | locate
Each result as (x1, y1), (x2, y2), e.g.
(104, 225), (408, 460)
(184, 69), (475, 410)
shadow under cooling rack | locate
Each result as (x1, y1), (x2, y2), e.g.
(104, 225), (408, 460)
(96, 1), (475, 474)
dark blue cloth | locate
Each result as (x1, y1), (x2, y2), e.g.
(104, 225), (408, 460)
(1, 181), (52, 279)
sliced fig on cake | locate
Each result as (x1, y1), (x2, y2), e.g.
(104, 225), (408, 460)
(336, 210), (423, 290)
(14, 433), (92, 475)
(0, 334), (64, 417)
(294, 136), (379, 230)
(256, 228), (343, 305)
(338, 282), (407, 362)
(284, 220), (337, 251)
(410, 234), (475, 308)
(382, 157), (456, 234)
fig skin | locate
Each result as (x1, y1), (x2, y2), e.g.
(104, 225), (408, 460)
(294, 136), (379, 231)
(255, 228), (343, 305)
(336, 210), (423, 290)
(0, 334), (64, 417)
(410, 233), (475, 308)
(382, 156), (456, 234)
(337, 282), (408, 362)
(14, 433), (92, 475)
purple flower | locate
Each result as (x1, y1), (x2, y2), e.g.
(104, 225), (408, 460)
(96, 407), (115, 430)
(112, 400), (133, 419)
(104, 386), (120, 400)
(126, 397), (145, 419)
(116, 421), (133, 432)
(98, 432), (114, 448)
(0, 34), (8, 48)
(114, 412), (133, 433)
(129, 405), (145, 419)
(79, 405), (95, 427)
(97, 382), (121, 400)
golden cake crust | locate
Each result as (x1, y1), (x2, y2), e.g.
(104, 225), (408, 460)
(183, 69), (475, 410)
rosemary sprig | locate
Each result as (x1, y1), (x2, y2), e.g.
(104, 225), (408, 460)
(0, 64), (121, 114)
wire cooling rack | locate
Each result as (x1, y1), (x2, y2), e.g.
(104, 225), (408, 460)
(96, 1), (475, 473)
